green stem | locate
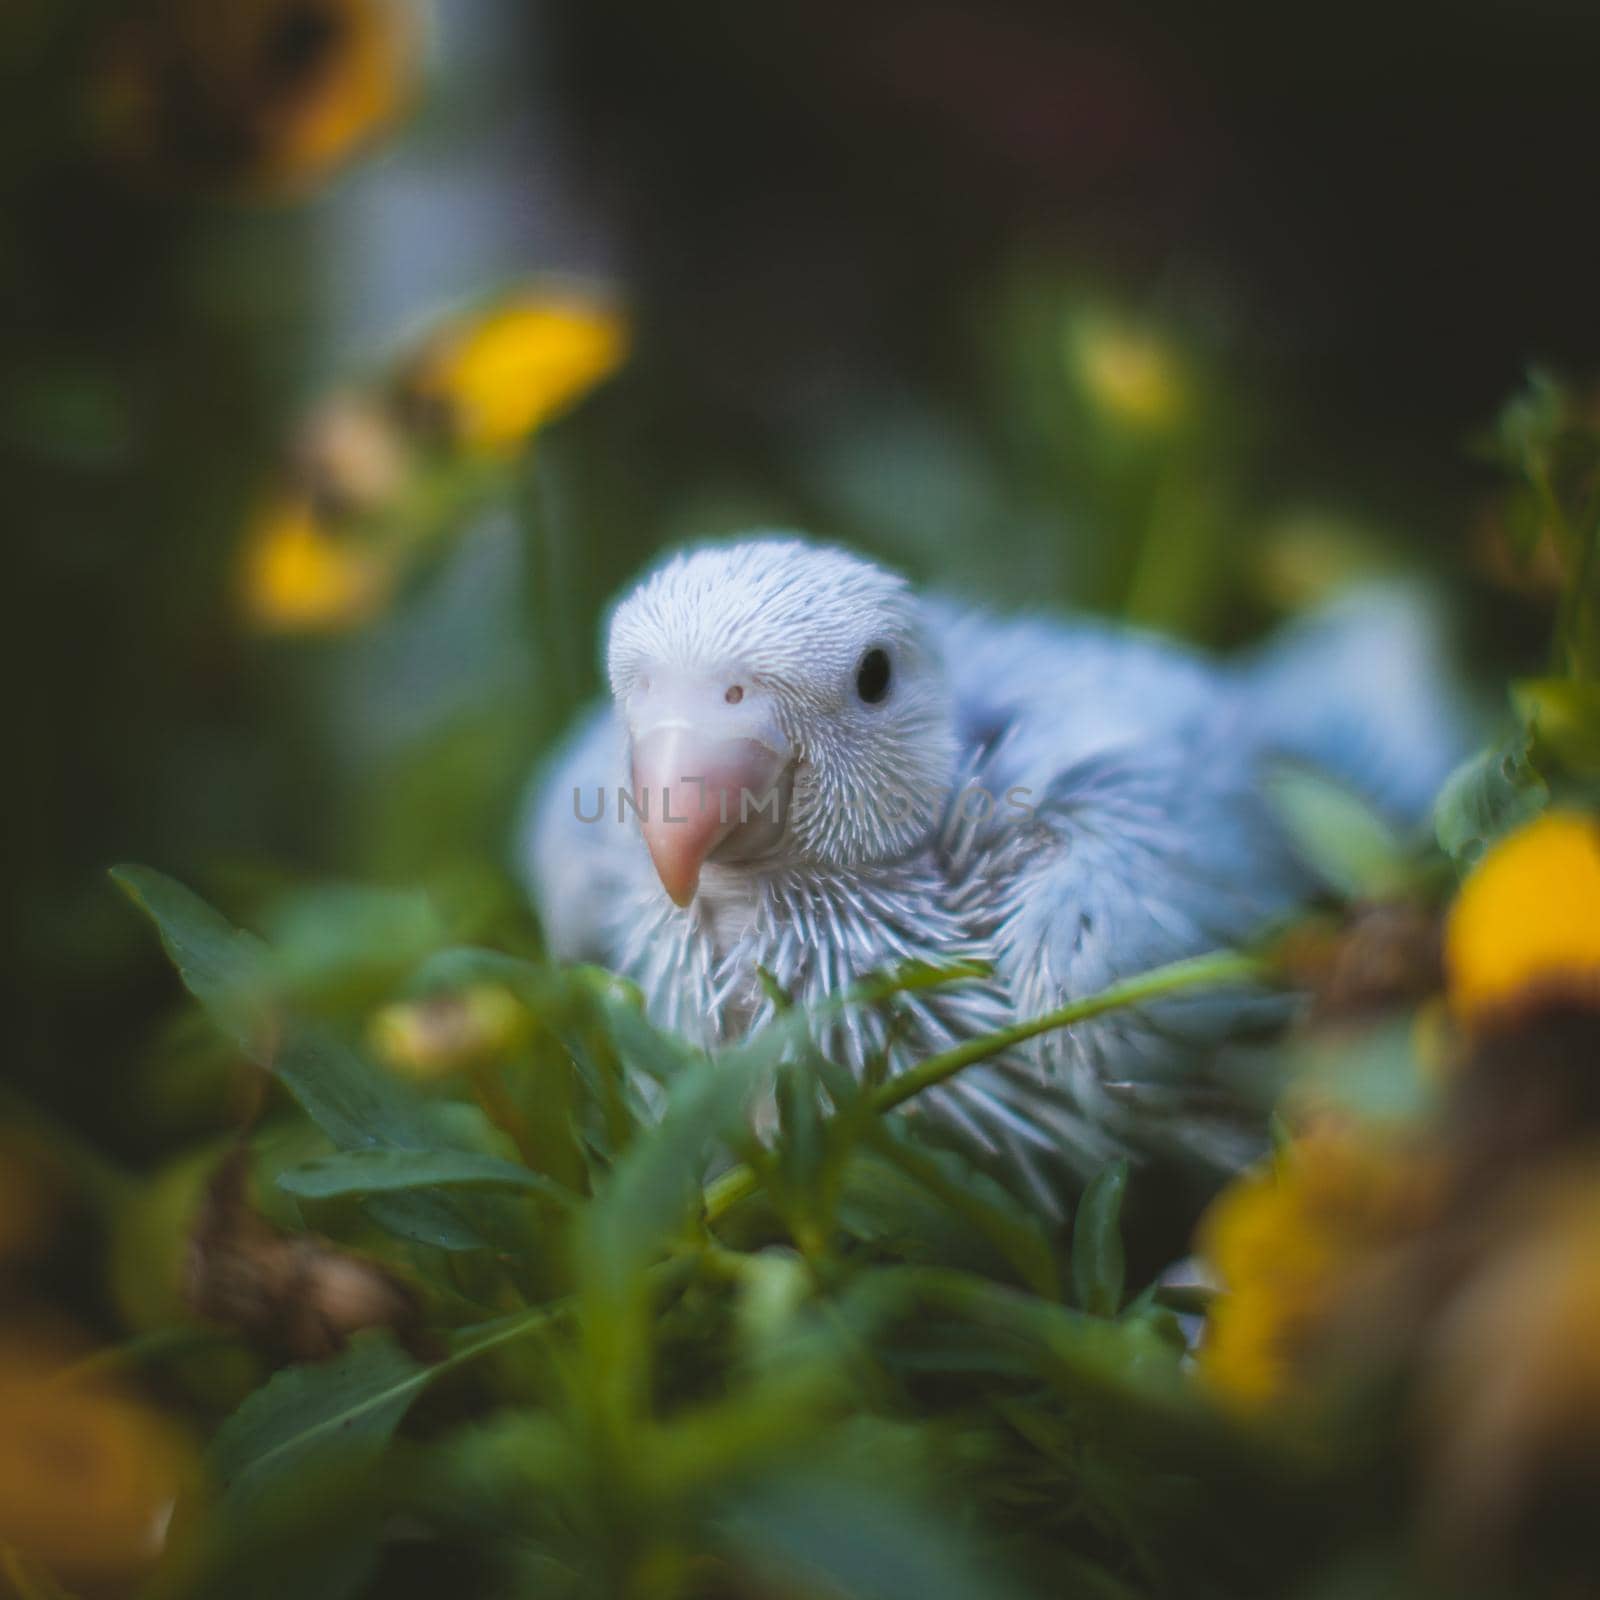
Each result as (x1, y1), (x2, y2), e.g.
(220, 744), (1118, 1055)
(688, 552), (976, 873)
(703, 948), (1263, 1224)
(875, 949), (1259, 1112)
(446, 1252), (701, 1371)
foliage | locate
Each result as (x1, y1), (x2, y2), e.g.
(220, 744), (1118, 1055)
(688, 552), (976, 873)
(99, 867), (1293, 1600)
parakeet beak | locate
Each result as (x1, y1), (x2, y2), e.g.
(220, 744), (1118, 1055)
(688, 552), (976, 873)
(626, 681), (792, 907)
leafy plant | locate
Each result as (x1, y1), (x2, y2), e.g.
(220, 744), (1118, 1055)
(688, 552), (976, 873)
(105, 866), (1295, 1600)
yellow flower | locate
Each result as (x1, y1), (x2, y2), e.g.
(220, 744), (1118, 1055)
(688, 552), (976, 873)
(1445, 811), (1600, 1027)
(240, 495), (392, 632)
(402, 291), (629, 456)
(1067, 314), (1188, 433)
(1197, 1126), (1432, 1410)
(370, 984), (531, 1077)
(244, 0), (413, 195)
(0, 1328), (194, 1585)
(95, 0), (415, 199)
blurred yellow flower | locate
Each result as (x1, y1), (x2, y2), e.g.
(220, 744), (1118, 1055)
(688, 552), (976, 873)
(96, 0), (415, 199)
(240, 496), (392, 633)
(0, 1330), (194, 1586)
(402, 292), (630, 456)
(370, 984), (531, 1077)
(1198, 1126), (1432, 1410)
(1445, 811), (1600, 1027)
(1068, 315), (1188, 433)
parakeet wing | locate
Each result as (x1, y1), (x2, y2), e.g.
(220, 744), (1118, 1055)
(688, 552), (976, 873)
(934, 605), (1308, 1169)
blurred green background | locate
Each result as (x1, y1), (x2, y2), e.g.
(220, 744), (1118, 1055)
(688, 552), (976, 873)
(4, 0), (1588, 1167)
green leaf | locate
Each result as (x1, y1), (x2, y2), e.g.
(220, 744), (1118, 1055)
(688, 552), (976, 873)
(859, 1121), (1061, 1299)
(1265, 767), (1411, 899)
(261, 883), (449, 1005)
(849, 957), (994, 1003)
(509, 1035), (589, 1196)
(211, 1332), (429, 1518)
(115, 868), (454, 1148)
(116, 867), (526, 1253)
(593, 985), (701, 1088)
(897, 1267), (1196, 1423)
(581, 1048), (756, 1296)
(263, 1025), (525, 1253)
(110, 864), (274, 1055)
(639, 1363), (853, 1503)
(268, 1022), (450, 1150)
(413, 1410), (575, 1533)
(195, 1308), (570, 1599)
(1071, 1159), (1129, 1316)
(576, 1050), (760, 1439)
(719, 1472), (1034, 1600)
(1434, 736), (1549, 868)
(774, 1057), (829, 1200)
(212, 1308), (565, 1518)
(277, 1147), (573, 1205)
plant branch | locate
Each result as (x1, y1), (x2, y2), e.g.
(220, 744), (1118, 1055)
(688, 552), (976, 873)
(703, 948), (1265, 1224)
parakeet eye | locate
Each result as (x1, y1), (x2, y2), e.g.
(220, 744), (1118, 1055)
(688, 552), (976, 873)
(855, 647), (891, 704)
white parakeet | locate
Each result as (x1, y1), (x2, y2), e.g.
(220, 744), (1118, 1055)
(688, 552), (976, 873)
(520, 537), (1465, 1210)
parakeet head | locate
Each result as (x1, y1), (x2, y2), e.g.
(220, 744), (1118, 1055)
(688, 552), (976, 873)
(607, 537), (956, 904)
